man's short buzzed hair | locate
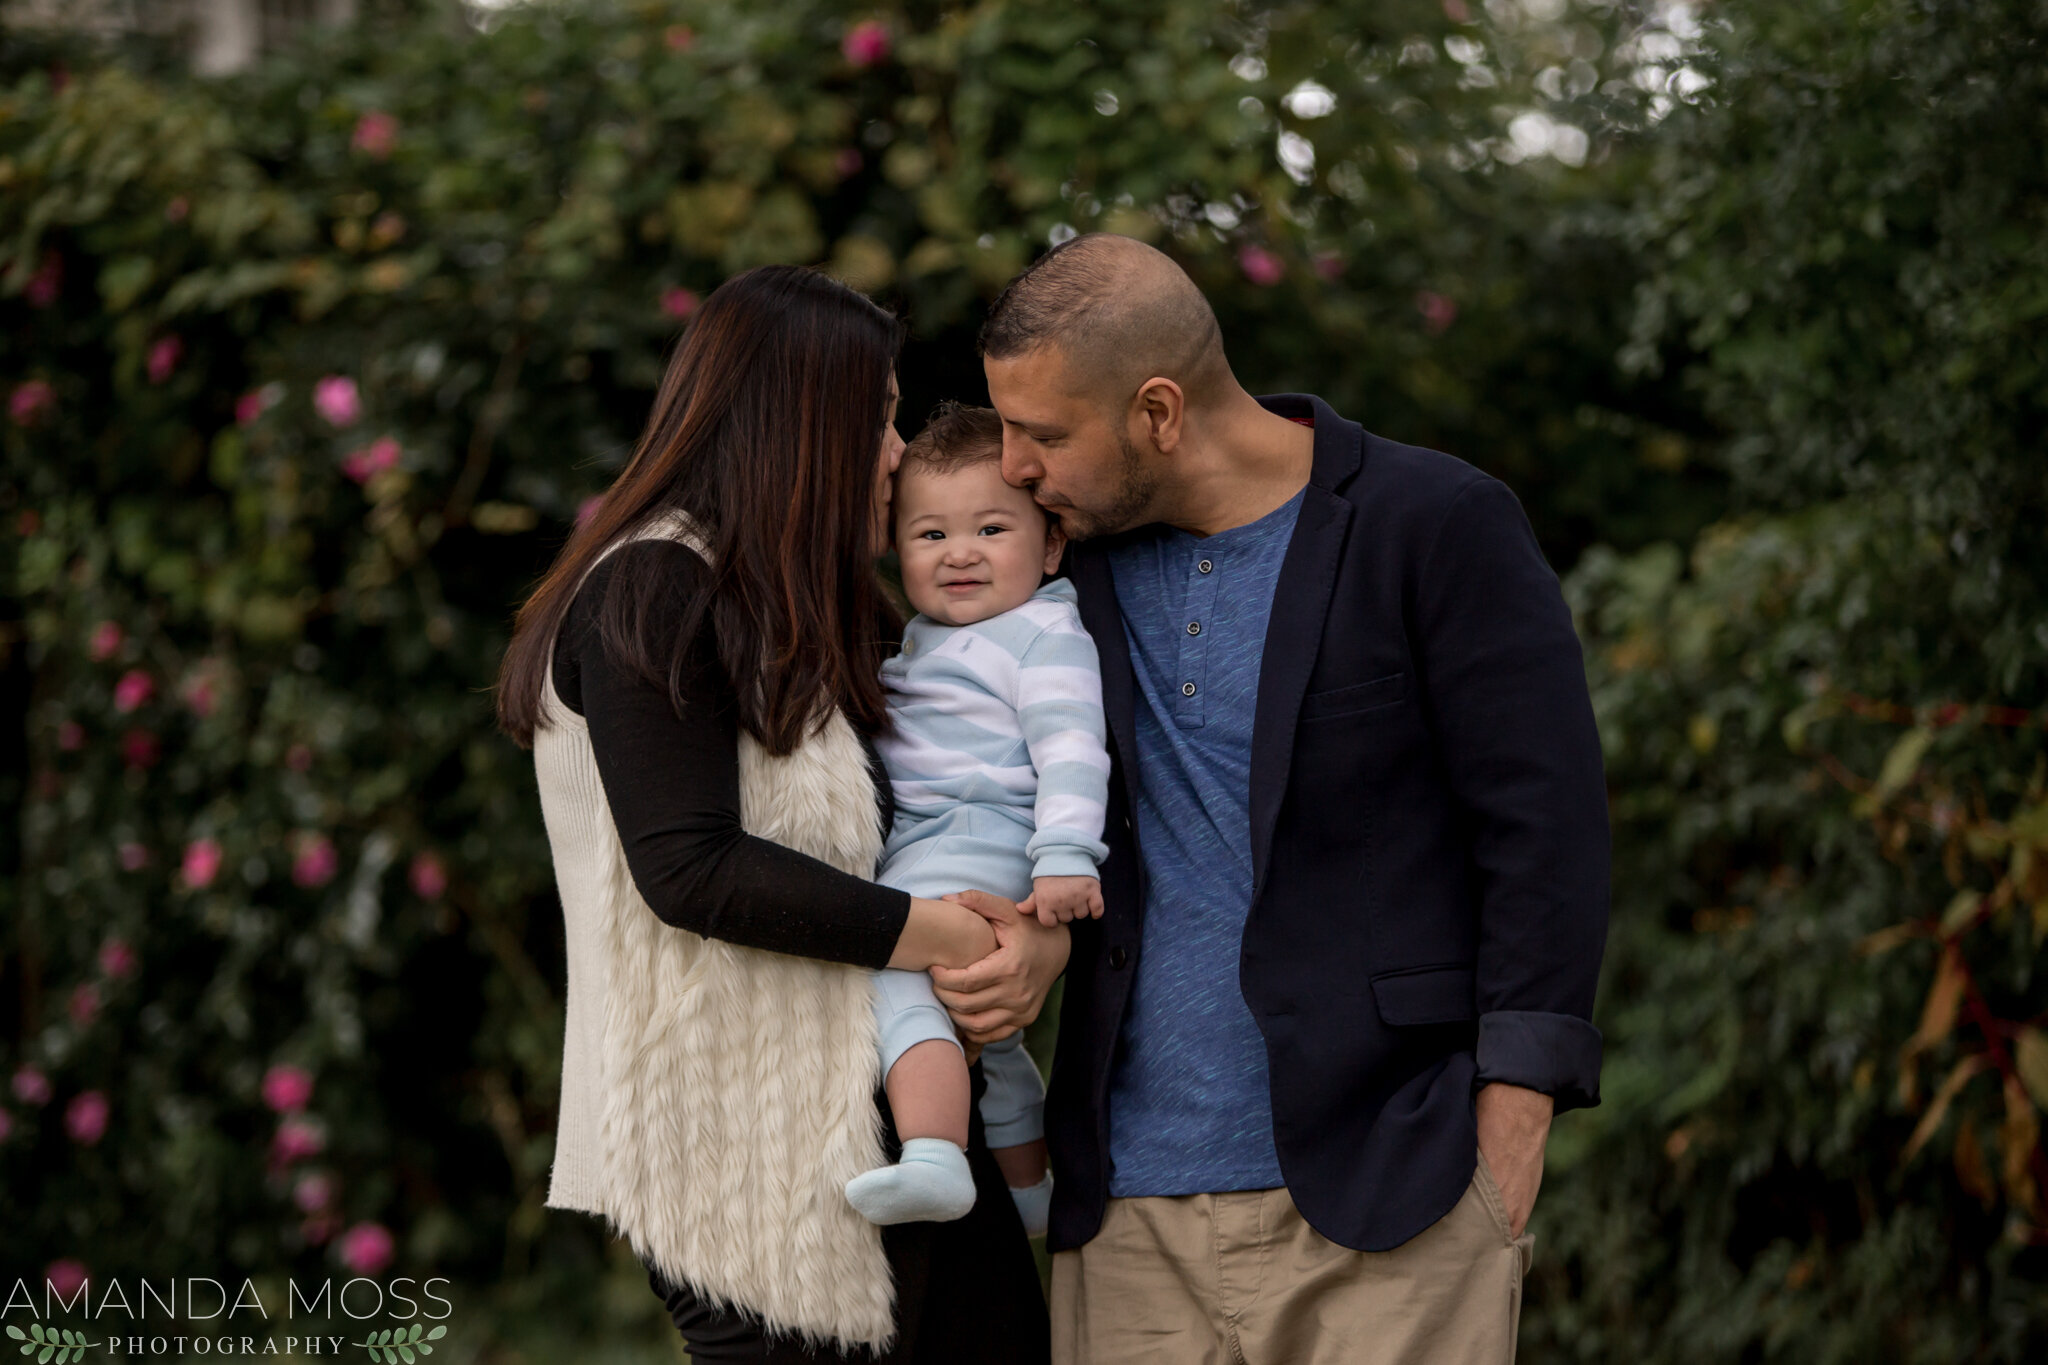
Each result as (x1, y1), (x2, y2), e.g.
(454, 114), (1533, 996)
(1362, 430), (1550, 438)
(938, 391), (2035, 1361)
(899, 400), (1004, 477)
(978, 233), (1231, 406)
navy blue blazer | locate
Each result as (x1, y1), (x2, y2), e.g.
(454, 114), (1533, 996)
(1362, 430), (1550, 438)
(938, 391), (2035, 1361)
(1046, 393), (1610, 1254)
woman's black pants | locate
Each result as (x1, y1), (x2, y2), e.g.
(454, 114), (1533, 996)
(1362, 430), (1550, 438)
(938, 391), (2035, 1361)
(646, 1061), (1051, 1363)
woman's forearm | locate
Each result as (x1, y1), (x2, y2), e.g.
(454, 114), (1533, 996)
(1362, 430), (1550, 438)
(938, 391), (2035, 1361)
(888, 897), (1000, 971)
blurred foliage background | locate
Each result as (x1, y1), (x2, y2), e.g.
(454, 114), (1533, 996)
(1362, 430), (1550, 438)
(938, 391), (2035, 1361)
(2, 0), (2044, 1359)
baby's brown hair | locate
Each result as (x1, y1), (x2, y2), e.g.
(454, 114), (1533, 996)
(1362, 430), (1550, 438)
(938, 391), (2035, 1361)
(900, 400), (1004, 477)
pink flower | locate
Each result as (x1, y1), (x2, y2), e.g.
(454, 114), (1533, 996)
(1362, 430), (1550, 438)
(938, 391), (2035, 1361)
(68, 984), (99, 1025)
(1417, 290), (1466, 335)
(301, 1213), (338, 1245)
(57, 721), (84, 751)
(340, 436), (401, 484)
(1313, 251), (1346, 282)
(665, 24), (695, 51)
(293, 1172), (335, 1213)
(120, 729), (160, 769)
(660, 287), (699, 320)
(44, 1261), (87, 1300)
(25, 252), (62, 308)
(575, 495), (604, 527)
(273, 1117), (325, 1164)
(235, 390), (267, 425)
(182, 838), (223, 888)
(9, 379), (54, 427)
(165, 196), (190, 224)
(113, 669), (155, 713)
(0, 1109), (12, 1143)
(146, 335), (183, 385)
(183, 664), (221, 718)
(339, 1222), (395, 1277)
(352, 110), (399, 159)
(99, 938), (137, 977)
(834, 147), (864, 179)
(118, 843), (149, 872)
(1425, 290), (1458, 335)
(409, 852), (447, 900)
(13, 1067), (52, 1106)
(1416, 290), (1458, 335)
(841, 19), (891, 68)
(65, 1090), (108, 1145)
(89, 620), (124, 661)
(263, 1065), (315, 1114)
(1237, 244), (1285, 287)
(285, 744), (314, 772)
(1442, 0), (1472, 22)
(292, 834), (339, 888)
(313, 375), (361, 427)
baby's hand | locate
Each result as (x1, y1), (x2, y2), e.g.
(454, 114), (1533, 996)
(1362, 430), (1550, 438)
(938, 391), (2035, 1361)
(1020, 875), (1103, 927)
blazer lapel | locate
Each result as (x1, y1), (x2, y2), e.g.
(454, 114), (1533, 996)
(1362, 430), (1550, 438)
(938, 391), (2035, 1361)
(1248, 399), (1361, 898)
(1067, 544), (1140, 785)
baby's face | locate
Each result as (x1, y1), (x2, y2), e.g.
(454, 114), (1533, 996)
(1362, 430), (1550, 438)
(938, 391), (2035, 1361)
(895, 458), (1064, 626)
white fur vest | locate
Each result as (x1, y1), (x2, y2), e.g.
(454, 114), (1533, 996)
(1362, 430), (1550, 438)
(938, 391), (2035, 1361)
(534, 512), (894, 1351)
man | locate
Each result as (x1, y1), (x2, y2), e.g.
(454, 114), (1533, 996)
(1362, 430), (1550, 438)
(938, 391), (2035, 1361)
(957, 233), (1609, 1364)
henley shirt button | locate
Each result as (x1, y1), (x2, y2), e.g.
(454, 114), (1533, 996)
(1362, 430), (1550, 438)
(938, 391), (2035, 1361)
(1181, 681), (1197, 697)
(1197, 559), (1213, 574)
(1108, 946), (1129, 970)
(1187, 621), (1201, 636)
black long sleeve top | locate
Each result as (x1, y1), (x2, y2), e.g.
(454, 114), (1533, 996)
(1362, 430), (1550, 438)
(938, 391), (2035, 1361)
(549, 539), (910, 968)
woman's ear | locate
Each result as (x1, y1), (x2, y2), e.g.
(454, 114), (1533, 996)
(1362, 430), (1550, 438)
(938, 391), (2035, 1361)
(1041, 516), (1068, 575)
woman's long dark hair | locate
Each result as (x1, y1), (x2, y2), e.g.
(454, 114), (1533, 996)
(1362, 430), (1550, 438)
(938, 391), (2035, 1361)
(497, 265), (904, 754)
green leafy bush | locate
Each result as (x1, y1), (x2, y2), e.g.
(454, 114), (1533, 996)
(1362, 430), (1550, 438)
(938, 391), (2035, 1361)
(1535, 1), (2048, 1358)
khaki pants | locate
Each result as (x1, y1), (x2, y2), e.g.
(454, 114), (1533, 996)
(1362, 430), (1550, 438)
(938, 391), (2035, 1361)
(1050, 1155), (1534, 1365)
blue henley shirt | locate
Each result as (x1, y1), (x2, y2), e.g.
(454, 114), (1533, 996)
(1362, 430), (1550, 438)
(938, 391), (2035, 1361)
(1102, 484), (1305, 1197)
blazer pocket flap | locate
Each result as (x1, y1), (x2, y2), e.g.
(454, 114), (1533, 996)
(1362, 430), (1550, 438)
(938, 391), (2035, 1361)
(1299, 671), (1407, 719)
(1370, 965), (1477, 1026)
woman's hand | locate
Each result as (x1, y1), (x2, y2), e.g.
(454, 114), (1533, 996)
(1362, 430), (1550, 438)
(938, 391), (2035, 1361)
(928, 890), (1070, 1045)
(887, 896), (1000, 972)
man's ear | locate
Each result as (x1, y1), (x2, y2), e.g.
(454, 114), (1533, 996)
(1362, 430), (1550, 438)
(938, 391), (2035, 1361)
(1042, 516), (1068, 575)
(1131, 376), (1186, 456)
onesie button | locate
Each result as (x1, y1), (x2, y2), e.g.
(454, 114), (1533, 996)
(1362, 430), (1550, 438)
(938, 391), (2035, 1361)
(1108, 946), (1129, 970)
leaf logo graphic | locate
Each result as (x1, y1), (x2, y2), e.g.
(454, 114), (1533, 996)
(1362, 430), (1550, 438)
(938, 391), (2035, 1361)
(6, 1323), (101, 1363)
(352, 1323), (447, 1362)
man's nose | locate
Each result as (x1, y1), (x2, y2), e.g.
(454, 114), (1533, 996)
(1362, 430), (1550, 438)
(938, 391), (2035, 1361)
(1001, 433), (1041, 487)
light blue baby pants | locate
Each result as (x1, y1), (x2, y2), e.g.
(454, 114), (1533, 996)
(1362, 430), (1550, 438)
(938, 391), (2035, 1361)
(874, 804), (1047, 1148)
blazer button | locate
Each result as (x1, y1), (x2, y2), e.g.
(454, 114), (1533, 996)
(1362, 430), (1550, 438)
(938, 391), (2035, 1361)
(1108, 946), (1129, 970)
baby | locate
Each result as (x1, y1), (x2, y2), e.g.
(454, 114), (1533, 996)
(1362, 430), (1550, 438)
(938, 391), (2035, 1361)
(844, 402), (1110, 1236)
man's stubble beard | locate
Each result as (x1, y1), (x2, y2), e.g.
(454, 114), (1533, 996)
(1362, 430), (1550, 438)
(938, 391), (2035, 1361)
(1056, 428), (1159, 542)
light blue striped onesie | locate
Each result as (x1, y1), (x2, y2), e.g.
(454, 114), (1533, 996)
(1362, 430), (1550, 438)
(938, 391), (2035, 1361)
(873, 577), (1110, 1146)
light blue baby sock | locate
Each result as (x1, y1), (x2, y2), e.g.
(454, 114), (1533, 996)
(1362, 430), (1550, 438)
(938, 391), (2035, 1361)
(844, 1137), (977, 1225)
(1009, 1172), (1053, 1239)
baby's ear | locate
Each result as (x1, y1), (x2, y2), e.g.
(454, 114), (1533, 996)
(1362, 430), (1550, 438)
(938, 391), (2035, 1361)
(1041, 515), (1068, 575)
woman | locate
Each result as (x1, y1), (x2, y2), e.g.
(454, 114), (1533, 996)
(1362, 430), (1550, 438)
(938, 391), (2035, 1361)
(496, 266), (1062, 1362)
